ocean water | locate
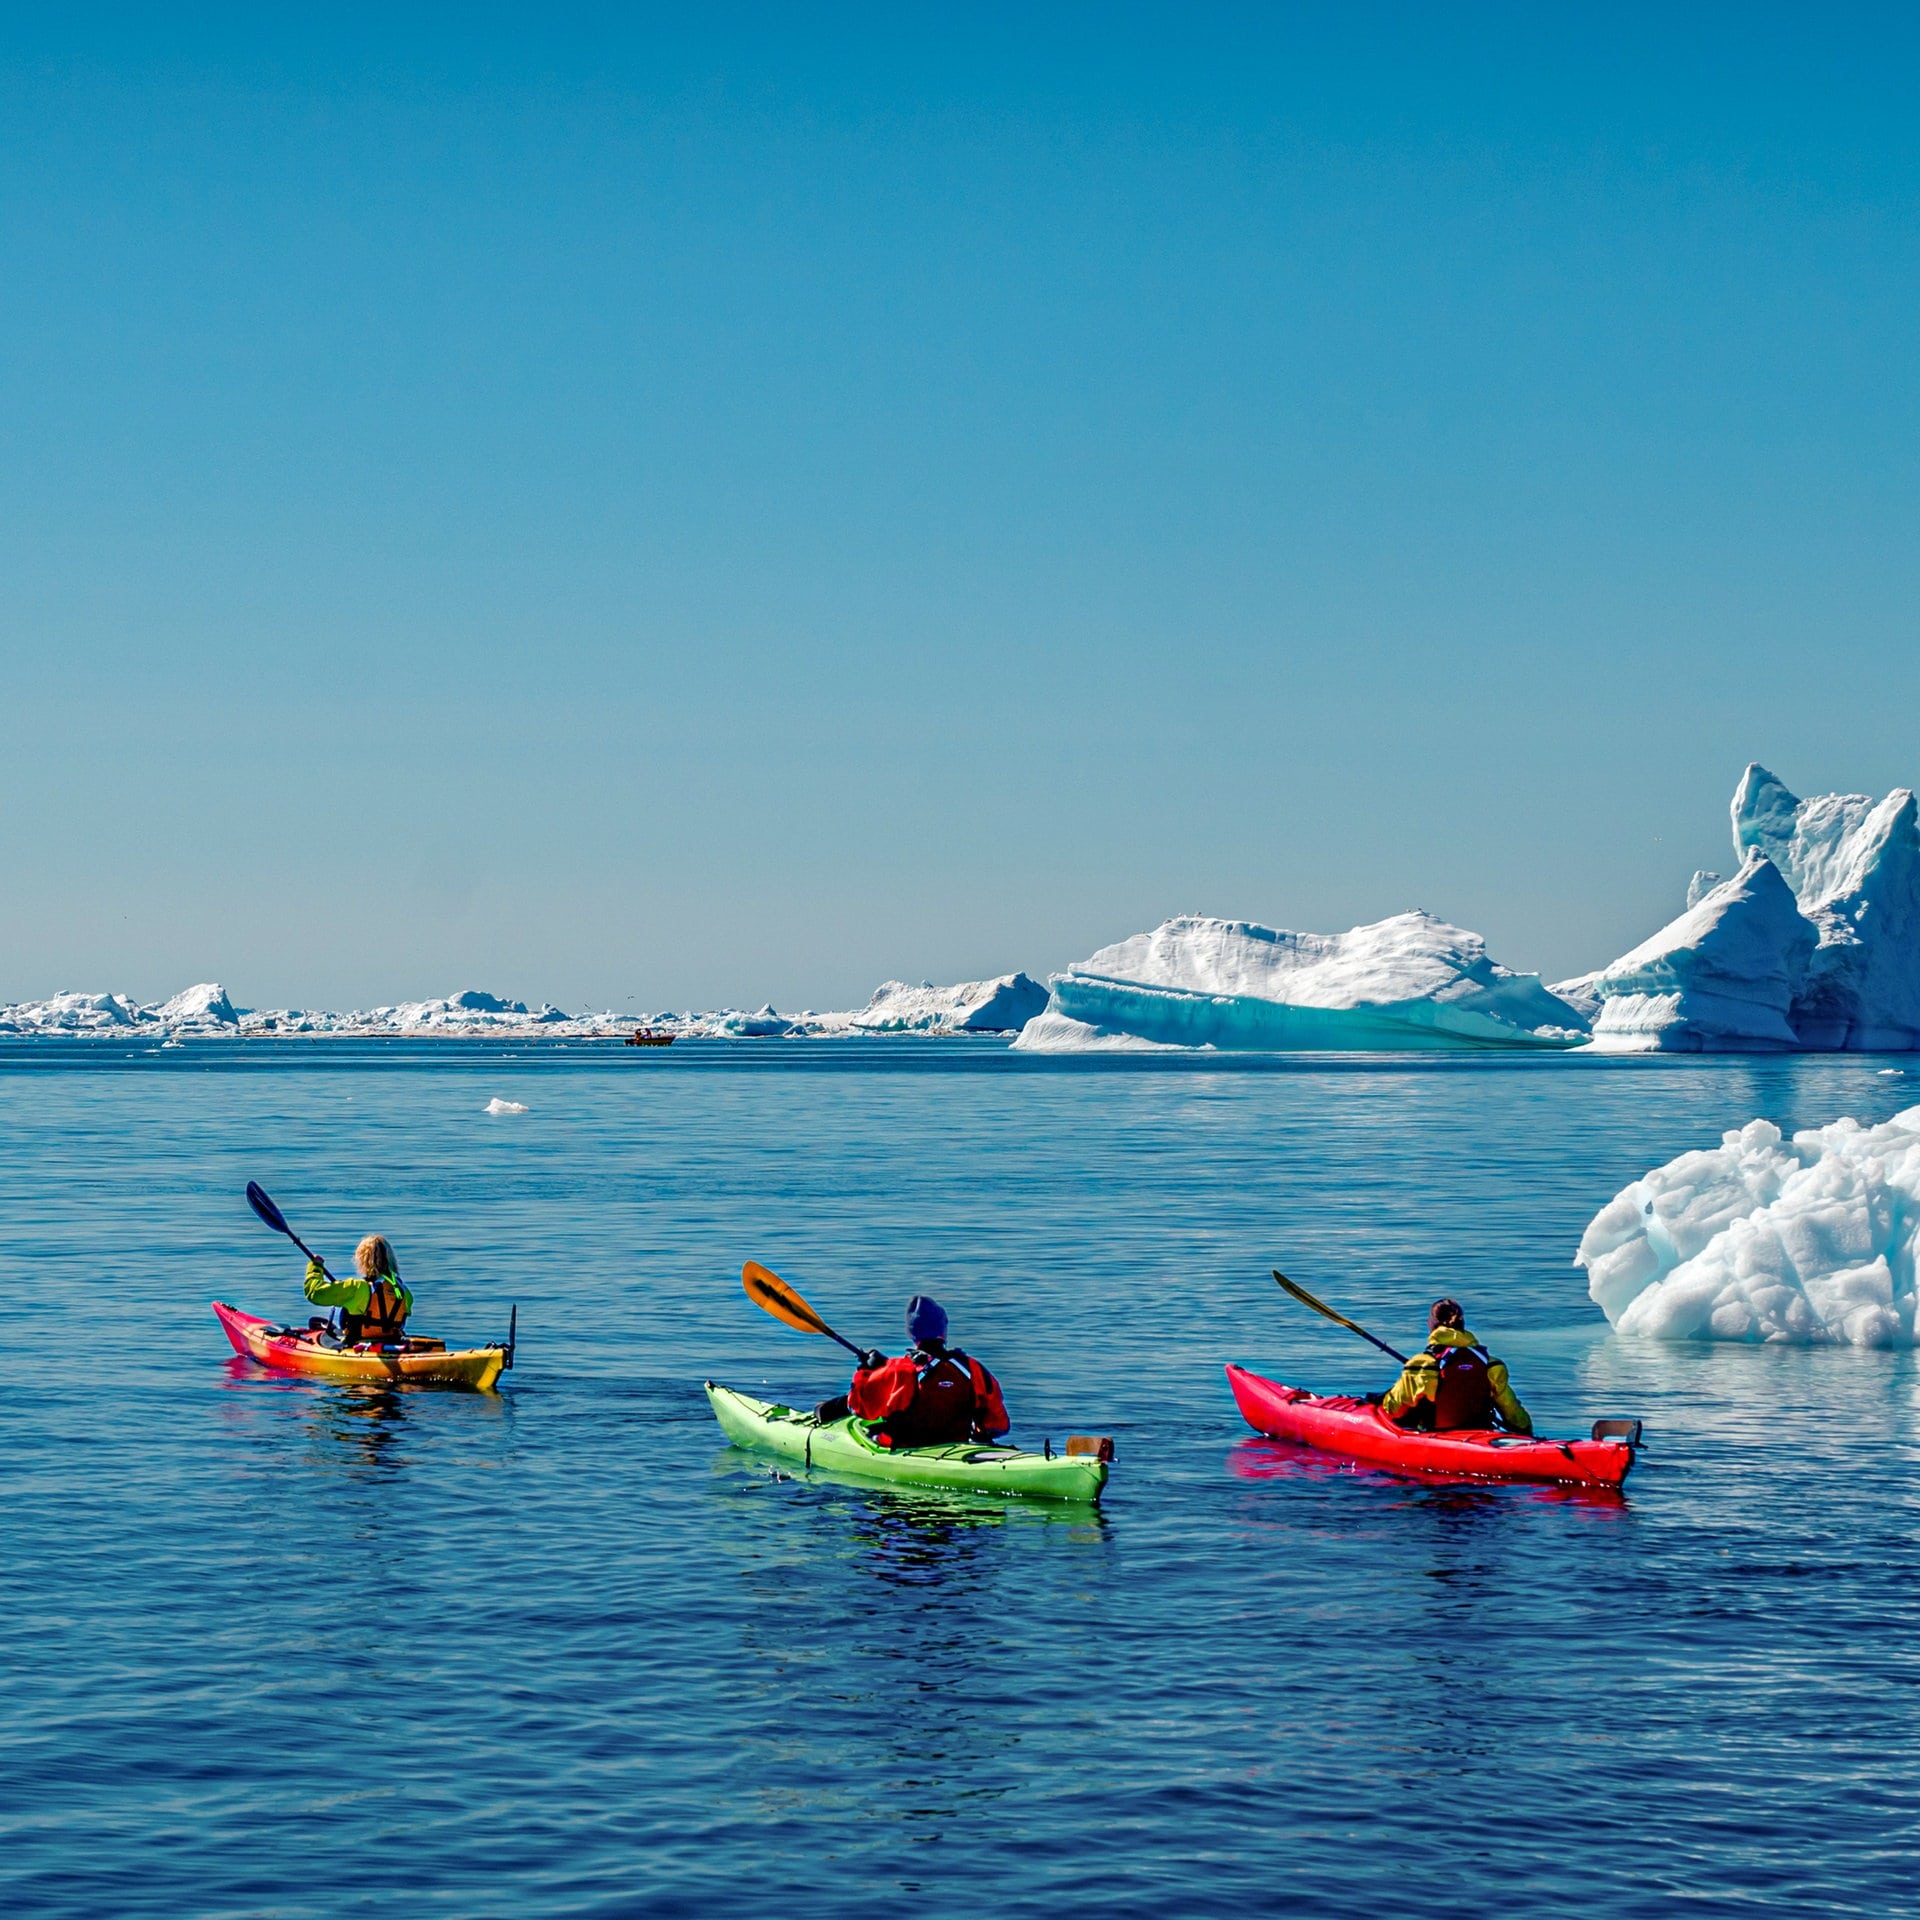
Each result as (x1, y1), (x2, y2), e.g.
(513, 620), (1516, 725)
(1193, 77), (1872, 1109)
(3, 1040), (1918, 1919)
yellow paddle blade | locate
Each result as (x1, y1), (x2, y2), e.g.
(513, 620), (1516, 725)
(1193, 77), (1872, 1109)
(1274, 1270), (1369, 1338)
(742, 1261), (833, 1339)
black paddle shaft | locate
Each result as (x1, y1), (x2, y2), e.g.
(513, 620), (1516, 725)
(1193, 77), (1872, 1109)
(245, 1181), (335, 1281)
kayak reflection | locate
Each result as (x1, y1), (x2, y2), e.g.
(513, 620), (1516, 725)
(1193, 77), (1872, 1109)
(1229, 1436), (1628, 1511)
(715, 1449), (1110, 1548)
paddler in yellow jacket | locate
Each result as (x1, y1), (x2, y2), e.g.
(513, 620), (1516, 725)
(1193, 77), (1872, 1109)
(1377, 1298), (1531, 1433)
(303, 1235), (413, 1346)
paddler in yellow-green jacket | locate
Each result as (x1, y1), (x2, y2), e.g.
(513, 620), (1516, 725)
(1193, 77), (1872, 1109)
(303, 1234), (414, 1346)
(1377, 1298), (1531, 1433)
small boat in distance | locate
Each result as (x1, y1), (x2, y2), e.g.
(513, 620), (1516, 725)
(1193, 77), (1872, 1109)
(624, 1028), (676, 1046)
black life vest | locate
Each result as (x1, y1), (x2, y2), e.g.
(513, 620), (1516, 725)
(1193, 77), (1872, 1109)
(1428, 1340), (1494, 1430)
(344, 1275), (409, 1346)
(876, 1348), (980, 1447)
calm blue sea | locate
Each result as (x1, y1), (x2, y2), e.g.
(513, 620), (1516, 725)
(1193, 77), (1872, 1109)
(3, 1040), (1918, 1918)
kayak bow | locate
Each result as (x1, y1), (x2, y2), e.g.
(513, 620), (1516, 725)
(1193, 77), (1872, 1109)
(1226, 1363), (1636, 1489)
(213, 1302), (509, 1390)
(705, 1382), (1107, 1503)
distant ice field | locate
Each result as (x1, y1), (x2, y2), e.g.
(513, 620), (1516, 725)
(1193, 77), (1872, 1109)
(3, 1040), (1919, 1919)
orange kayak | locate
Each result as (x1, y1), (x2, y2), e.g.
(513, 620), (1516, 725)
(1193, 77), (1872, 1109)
(213, 1301), (510, 1390)
(1226, 1363), (1637, 1488)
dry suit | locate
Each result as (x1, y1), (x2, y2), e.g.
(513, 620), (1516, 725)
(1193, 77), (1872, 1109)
(304, 1258), (414, 1345)
(847, 1341), (1011, 1448)
(1379, 1323), (1531, 1433)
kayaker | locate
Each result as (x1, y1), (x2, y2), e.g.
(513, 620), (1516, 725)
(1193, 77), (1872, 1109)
(303, 1236), (413, 1347)
(1376, 1298), (1531, 1433)
(813, 1295), (1010, 1447)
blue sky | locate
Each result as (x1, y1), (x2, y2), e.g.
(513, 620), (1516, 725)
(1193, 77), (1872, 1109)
(3, 6), (1917, 1012)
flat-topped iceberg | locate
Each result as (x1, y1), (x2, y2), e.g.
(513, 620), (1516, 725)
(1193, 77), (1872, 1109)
(1578, 1106), (1920, 1345)
(1014, 911), (1590, 1052)
(1572, 765), (1920, 1051)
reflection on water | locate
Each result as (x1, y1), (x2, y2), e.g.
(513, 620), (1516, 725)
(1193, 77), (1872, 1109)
(1228, 1436), (1630, 1511)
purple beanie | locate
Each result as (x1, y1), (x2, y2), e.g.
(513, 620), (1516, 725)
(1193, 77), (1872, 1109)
(906, 1294), (948, 1344)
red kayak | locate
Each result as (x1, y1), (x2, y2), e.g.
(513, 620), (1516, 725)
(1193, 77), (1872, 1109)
(1225, 1363), (1638, 1489)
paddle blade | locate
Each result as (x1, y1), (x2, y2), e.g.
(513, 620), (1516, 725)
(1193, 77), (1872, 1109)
(246, 1182), (291, 1237)
(742, 1261), (834, 1339)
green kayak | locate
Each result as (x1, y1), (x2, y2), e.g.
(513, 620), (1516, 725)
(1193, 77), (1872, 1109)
(704, 1382), (1108, 1503)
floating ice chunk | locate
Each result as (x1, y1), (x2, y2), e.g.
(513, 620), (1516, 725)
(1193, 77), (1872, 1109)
(1017, 911), (1589, 1052)
(485, 1097), (529, 1114)
(1576, 1104), (1920, 1344)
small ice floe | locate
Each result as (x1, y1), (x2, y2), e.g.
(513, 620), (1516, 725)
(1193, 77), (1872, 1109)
(1578, 1105), (1920, 1345)
(1881, 1068), (1904, 1076)
(485, 1097), (529, 1115)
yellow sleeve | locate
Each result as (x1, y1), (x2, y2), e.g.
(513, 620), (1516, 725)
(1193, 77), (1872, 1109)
(303, 1261), (369, 1311)
(1488, 1360), (1532, 1434)
(1379, 1354), (1436, 1420)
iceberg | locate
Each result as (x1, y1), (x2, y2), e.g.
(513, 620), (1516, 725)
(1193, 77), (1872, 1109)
(1573, 765), (1920, 1051)
(1577, 1106), (1920, 1345)
(0, 971), (1052, 1041)
(845, 974), (1048, 1034)
(1013, 911), (1590, 1052)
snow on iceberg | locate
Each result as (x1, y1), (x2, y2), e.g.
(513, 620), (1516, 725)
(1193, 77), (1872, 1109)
(846, 974), (1048, 1034)
(0, 990), (145, 1034)
(1577, 1106), (1920, 1345)
(1573, 854), (1813, 1052)
(155, 983), (239, 1029)
(1573, 765), (1920, 1052)
(1013, 911), (1590, 1052)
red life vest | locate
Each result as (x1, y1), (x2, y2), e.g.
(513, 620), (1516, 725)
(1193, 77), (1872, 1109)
(1429, 1341), (1494, 1430)
(874, 1349), (992, 1448)
(345, 1276), (409, 1346)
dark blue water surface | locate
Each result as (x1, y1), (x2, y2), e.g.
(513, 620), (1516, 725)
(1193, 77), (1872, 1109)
(4, 1040), (1919, 1918)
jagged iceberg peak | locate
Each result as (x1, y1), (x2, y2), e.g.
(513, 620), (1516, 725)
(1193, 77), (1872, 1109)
(1733, 763), (1920, 1048)
(1578, 764), (1920, 1051)
(1576, 853), (1813, 1052)
(1577, 1105), (1920, 1346)
(1015, 910), (1590, 1052)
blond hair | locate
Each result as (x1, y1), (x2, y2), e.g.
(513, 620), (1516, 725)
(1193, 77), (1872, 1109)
(355, 1235), (398, 1279)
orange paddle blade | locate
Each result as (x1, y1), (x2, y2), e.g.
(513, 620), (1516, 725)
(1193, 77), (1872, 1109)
(742, 1261), (834, 1339)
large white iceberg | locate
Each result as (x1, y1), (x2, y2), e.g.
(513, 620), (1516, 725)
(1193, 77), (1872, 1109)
(1013, 911), (1590, 1052)
(1571, 765), (1920, 1051)
(1577, 1106), (1920, 1345)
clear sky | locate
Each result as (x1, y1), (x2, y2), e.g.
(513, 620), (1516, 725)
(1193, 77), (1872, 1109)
(3, 5), (1917, 1013)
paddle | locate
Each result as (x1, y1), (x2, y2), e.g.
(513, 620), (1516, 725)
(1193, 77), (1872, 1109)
(1272, 1269), (1409, 1365)
(742, 1260), (870, 1361)
(246, 1181), (336, 1281)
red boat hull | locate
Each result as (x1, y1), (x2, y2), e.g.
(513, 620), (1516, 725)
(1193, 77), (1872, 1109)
(1225, 1363), (1635, 1488)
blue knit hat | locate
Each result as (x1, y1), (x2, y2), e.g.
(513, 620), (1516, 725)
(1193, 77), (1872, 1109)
(906, 1294), (948, 1344)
